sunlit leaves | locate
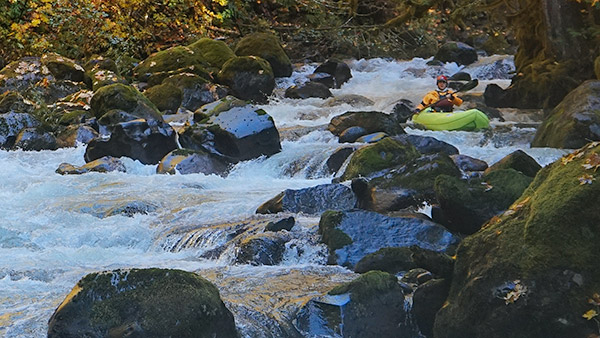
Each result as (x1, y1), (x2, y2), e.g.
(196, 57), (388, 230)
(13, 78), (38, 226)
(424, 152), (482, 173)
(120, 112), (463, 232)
(579, 174), (595, 185)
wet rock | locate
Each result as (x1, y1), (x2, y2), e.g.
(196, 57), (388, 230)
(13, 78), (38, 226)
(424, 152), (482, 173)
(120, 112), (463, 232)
(90, 83), (164, 122)
(450, 154), (489, 172)
(13, 127), (58, 151)
(356, 132), (387, 143)
(265, 217), (295, 232)
(0, 111), (39, 149)
(328, 111), (405, 137)
(162, 73), (228, 111)
(326, 146), (356, 174)
(234, 32), (292, 77)
(318, 210), (460, 269)
(338, 126), (368, 143)
(257, 183), (356, 215)
(234, 232), (290, 265)
(295, 271), (414, 337)
(284, 82), (332, 99)
(393, 134), (459, 156)
(56, 125), (99, 148)
(133, 46), (209, 82)
(412, 279), (450, 338)
(143, 83), (183, 114)
(354, 246), (454, 278)
(84, 118), (178, 165)
(0, 91), (35, 114)
(484, 149), (541, 177)
(322, 94), (374, 107)
(56, 156), (126, 175)
(313, 59), (352, 89)
(217, 56), (275, 103)
(74, 200), (158, 218)
(532, 80), (600, 148)
(435, 41), (478, 66)
(434, 143), (600, 338)
(48, 268), (238, 338)
(157, 148), (231, 176)
(391, 99), (414, 123)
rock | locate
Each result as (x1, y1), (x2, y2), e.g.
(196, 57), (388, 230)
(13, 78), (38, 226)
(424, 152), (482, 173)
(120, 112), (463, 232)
(434, 142), (600, 338)
(483, 83), (509, 108)
(318, 210), (460, 269)
(56, 156), (126, 175)
(338, 126), (368, 143)
(435, 41), (478, 66)
(322, 94), (374, 107)
(391, 99), (414, 123)
(143, 83), (183, 113)
(90, 83), (164, 122)
(156, 149), (231, 176)
(462, 55), (515, 80)
(448, 71), (471, 81)
(56, 125), (99, 148)
(133, 46), (209, 82)
(326, 146), (356, 174)
(340, 137), (420, 181)
(0, 91), (35, 114)
(393, 134), (459, 156)
(146, 65), (213, 88)
(84, 118), (178, 165)
(234, 232), (290, 265)
(13, 127), (58, 151)
(265, 217), (295, 232)
(162, 73), (228, 111)
(450, 154), (489, 172)
(85, 56), (128, 91)
(532, 80), (600, 148)
(484, 149), (541, 177)
(328, 111), (405, 136)
(313, 59), (352, 89)
(295, 271), (413, 337)
(47, 268), (238, 338)
(284, 82), (332, 99)
(354, 246), (454, 278)
(256, 183), (356, 215)
(234, 32), (292, 77)
(180, 102), (281, 162)
(187, 37), (236, 69)
(434, 169), (533, 234)
(356, 132), (387, 144)
(41, 53), (85, 82)
(217, 56), (275, 103)
(412, 279), (451, 338)
(0, 112), (39, 149)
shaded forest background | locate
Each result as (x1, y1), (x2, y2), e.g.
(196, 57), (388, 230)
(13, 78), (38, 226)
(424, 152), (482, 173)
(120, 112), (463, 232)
(1, 0), (600, 108)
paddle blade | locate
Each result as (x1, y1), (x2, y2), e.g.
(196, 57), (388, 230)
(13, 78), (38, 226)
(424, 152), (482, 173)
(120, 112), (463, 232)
(458, 79), (478, 92)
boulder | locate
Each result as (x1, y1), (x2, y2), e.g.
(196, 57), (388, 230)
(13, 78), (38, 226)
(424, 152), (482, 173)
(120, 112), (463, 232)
(450, 154), (488, 172)
(532, 80), (600, 148)
(323, 94), (374, 108)
(356, 132), (387, 144)
(41, 53), (85, 82)
(0, 111), (39, 149)
(217, 56), (275, 103)
(56, 125), (99, 148)
(412, 279), (451, 338)
(328, 111), (405, 137)
(312, 59), (352, 89)
(234, 32), (292, 77)
(0, 91), (35, 114)
(354, 246), (454, 278)
(434, 41), (478, 66)
(284, 82), (332, 99)
(326, 146), (356, 174)
(146, 65), (213, 88)
(318, 210), (460, 269)
(484, 149), (541, 177)
(391, 99), (414, 123)
(338, 126), (368, 143)
(187, 37), (236, 69)
(56, 156), (126, 175)
(133, 46), (208, 82)
(90, 83), (163, 122)
(256, 183), (356, 214)
(234, 232), (290, 265)
(265, 217), (295, 232)
(47, 268), (238, 338)
(434, 169), (533, 234)
(162, 73), (228, 111)
(84, 118), (178, 165)
(13, 127), (58, 151)
(74, 200), (158, 218)
(85, 56), (127, 91)
(393, 134), (459, 156)
(156, 149), (231, 176)
(434, 142), (600, 338)
(295, 271), (413, 337)
(143, 83), (183, 114)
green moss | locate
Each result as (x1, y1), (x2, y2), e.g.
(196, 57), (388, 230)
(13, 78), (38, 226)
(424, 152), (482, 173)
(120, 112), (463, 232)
(234, 32), (292, 77)
(90, 83), (161, 120)
(217, 56), (274, 84)
(483, 169), (533, 203)
(377, 153), (461, 192)
(341, 138), (420, 181)
(329, 271), (399, 302)
(59, 110), (89, 126)
(188, 38), (236, 69)
(147, 65), (212, 88)
(143, 83), (182, 112)
(318, 210), (352, 251)
(134, 46), (207, 81)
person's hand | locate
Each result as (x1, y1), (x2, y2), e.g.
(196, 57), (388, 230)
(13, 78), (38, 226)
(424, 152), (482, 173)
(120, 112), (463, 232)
(413, 108), (421, 114)
(448, 94), (455, 101)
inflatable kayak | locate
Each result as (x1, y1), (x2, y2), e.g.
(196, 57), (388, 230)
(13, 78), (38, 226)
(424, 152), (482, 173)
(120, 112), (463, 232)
(411, 108), (490, 131)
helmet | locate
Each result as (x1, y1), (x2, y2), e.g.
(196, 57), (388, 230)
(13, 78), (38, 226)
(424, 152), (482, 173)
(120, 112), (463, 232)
(436, 75), (448, 83)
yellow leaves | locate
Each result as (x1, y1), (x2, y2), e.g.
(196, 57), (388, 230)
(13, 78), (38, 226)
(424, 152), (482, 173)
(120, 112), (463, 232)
(584, 309), (599, 320)
(561, 149), (585, 165)
(579, 173), (595, 185)
(583, 153), (600, 172)
(589, 293), (600, 306)
(503, 280), (527, 305)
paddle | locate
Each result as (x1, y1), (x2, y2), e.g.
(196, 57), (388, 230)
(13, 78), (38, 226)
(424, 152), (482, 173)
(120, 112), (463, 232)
(415, 79), (479, 113)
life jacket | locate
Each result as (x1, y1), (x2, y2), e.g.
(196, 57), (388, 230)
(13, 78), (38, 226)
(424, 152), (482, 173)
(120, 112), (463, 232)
(431, 90), (454, 112)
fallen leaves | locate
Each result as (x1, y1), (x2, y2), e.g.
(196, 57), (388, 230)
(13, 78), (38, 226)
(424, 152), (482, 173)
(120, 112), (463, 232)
(583, 153), (600, 172)
(503, 280), (527, 305)
(579, 174), (595, 185)
(584, 309), (599, 320)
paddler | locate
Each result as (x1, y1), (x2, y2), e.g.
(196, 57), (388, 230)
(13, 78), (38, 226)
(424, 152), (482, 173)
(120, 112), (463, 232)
(413, 75), (463, 114)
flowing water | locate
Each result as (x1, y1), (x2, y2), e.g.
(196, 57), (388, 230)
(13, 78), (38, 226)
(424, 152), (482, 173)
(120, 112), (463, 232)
(0, 56), (570, 337)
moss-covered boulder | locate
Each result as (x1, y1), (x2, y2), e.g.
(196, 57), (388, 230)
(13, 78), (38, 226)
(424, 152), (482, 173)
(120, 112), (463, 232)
(47, 268), (238, 338)
(234, 32), (292, 77)
(156, 148), (231, 176)
(188, 37), (236, 69)
(162, 73), (228, 111)
(90, 83), (163, 121)
(340, 137), (420, 181)
(217, 56), (275, 103)
(433, 168), (533, 234)
(56, 156), (126, 175)
(354, 246), (454, 278)
(328, 111), (405, 137)
(295, 271), (414, 337)
(484, 149), (541, 177)
(56, 125), (99, 148)
(133, 46), (209, 82)
(143, 83), (183, 114)
(41, 53), (86, 82)
(434, 41), (478, 66)
(318, 210), (459, 269)
(532, 80), (600, 149)
(0, 91), (35, 114)
(433, 142), (600, 338)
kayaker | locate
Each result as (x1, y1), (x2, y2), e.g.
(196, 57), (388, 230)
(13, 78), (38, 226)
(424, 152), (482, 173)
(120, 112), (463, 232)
(413, 75), (463, 114)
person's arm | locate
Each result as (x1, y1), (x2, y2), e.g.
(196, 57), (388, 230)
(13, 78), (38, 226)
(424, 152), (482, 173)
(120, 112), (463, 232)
(448, 90), (463, 106)
(415, 91), (437, 113)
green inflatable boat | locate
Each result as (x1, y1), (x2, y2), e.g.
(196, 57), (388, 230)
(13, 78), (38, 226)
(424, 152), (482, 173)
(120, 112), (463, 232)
(411, 108), (490, 131)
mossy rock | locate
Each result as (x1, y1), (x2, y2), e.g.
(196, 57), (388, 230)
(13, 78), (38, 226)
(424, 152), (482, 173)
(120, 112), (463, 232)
(143, 83), (183, 113)
(196, 95), (249, 117)
(47, 268), (238, 338)
(434, 142), (600, 338)
(234, 32), (292, 77)
(146, 65), (213, 88)
(90, 83), (162, 121)
(341, 137), (420, 181)
(354, 246), (454, 278)
(133, 46), (208, 82)
(41, 53), (86, 82)
(188, 38), (236, 69)
(217, 56), (275, 102)
(484, 149), (541, 177)
(595, 55), (600, 80)
(318, 210), (352, 252)
(58, 110), (90, 126)
(0, 91), (35, 114)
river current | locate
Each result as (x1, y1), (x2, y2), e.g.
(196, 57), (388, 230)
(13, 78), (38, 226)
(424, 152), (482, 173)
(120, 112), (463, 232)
(0, 56), (569, 337)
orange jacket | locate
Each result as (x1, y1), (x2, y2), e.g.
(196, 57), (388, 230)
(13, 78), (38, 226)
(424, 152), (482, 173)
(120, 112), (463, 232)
(416, 89), (463, 112)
